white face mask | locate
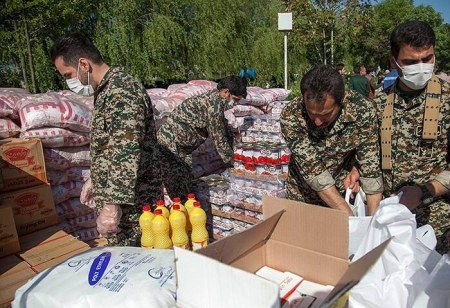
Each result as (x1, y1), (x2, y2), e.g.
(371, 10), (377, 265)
(395, 57), (435, 90)
(66, 62), (94, 96)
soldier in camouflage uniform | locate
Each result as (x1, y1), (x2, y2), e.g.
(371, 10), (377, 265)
(157, 76), (247, 202)
(374, 21), (450, 254)
(51, 33), (163, 247)
(280, 65), (383, 215)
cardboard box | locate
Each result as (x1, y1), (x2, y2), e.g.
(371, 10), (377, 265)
(0, 255), (36, 307)
(174, 196), (390, 308)
(0, 206), (20, 258)
(0, 138), (47, 192)
(0, 184), (58, 236)
(19, 226), (90, 272)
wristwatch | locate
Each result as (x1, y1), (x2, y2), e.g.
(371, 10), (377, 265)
(418, 184), (434, 205)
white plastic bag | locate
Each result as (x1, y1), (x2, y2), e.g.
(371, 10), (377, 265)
(413, 254), (450, 307)
(13, 247), (177, 308)
(349, 195), (442, 308)
(345, 188), (367, 217)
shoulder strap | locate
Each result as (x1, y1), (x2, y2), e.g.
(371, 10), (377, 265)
(422, 74), (441, 140)
(381, 74), (442, 170)
(381, 92), (394, 170)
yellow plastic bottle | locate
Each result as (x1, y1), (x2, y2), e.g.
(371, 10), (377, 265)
(184, 193), (196, 232)
(152, 209), (172, 249)
(171, 197), (188, 229)
(139, 204), (155, 249)
(169, 204), (189, 249)
(155, 199), (170, 218)
(190, 201), (208, 250)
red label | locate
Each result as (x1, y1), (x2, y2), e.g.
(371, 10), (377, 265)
(4, 147), (29, 162)
(15, 193), (39, 207)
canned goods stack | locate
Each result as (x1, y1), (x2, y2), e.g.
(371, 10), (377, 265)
(233, 115), (291, 177)
(210, 113), (290, 240)
(191, 174), (234, 240)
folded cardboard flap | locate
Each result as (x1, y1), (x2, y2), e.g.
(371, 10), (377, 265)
(18, 226), (65, 251)
(262, 196), (348, 260)
(18, 226), (90, 272)
(198, 210), (284, 264)
(265, 240), (349, 286)
(0, 255), (36, 306)
(175, 247), (280, 308)
(0, 255), (29, 276)
(322, 238), (393, 305)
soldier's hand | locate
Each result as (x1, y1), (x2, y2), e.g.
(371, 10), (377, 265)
(343, 166), (361, 197)
(80, 178), (94, 207)
(97, 204), (122, 236)
(395, 186), (422, 210)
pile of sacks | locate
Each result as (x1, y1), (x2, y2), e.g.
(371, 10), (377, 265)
(0, 88), (29, 139)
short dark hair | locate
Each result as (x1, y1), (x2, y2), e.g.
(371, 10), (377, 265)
(390, 20), (435, 59)
(217, 76), (247, 97)
(301, 65), (345, 106)
(353, 66), (361, 74)
(335, 63), (345, 71)
(50, 33), (104, 67)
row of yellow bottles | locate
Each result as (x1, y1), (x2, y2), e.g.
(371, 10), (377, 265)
(139, 194), (209, 250)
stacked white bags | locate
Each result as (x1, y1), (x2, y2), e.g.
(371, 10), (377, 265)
(18, 92), (91, 147)
(0, 88), (29, 139)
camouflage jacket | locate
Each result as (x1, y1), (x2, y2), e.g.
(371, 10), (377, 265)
(280, 90), (383, 203)
(157, 90), (234, 165)
(91, 66), (162, 209)
(375, 77), (450, 195)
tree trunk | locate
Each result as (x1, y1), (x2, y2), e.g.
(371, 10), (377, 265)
(23, 12), (36, 93)
(331, 26), (334, 65)
(13, 19), (29, 89)
(323, 28), (327, 64)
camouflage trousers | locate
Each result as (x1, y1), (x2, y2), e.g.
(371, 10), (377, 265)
(102, 205), (141, 247)
(413, 196), (450, 255)
(158, 144), (193, 204)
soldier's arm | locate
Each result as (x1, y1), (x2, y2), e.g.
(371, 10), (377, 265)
(104, 87), (148, 204)
(317, 187), (354, 215)
(207, 100), (234, 163)
(355, 99), (384, 211)
(280, 101), (353, 214)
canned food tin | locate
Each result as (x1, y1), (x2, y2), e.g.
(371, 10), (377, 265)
(281, 163), (289, 174)
(233, 143), (243, 161)
(242, 144), (253, 163)
(280, 145), (291, 163)
(267, 163), (282, 175)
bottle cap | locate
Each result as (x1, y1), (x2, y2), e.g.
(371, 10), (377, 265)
(154, 209), (163, 215)
(173, 197), (181, 203)
(188, 193), (195, 199)
(142, 204), (151, 211)
(172, 204), (180, 211)
(156, 200), (164, 206)
(194, 201), (201, 207)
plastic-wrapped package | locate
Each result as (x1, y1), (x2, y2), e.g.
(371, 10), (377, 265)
(21, 127), (90, 148)
(51, 181), (84, 204)
(12, 247), (177, 308)
(0, 118), (20, 139)
(47, 166), (90, 186)
(56, 197), (95, 220)
(18, 93), (91, 132)
(44, 146), (90, 170)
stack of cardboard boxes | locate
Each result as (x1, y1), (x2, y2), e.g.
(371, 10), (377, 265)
(0, 138), (90, 307)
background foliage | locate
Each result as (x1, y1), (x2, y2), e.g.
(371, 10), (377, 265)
(1, 0), (449, 92)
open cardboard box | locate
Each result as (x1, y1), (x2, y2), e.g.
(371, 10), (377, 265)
(174, 196), (390, 308)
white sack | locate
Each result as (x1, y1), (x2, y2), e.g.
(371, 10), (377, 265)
(12, 247), (177, 308)
(349, 195), (442, 308)
(44, 146), (90, 170)
(21, 127), (90, 148)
